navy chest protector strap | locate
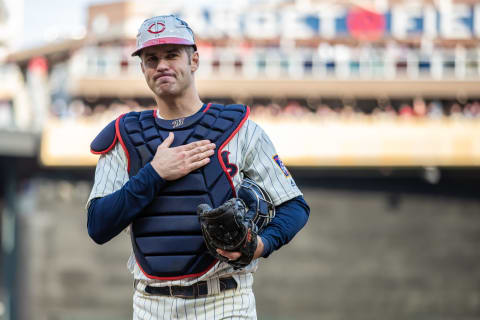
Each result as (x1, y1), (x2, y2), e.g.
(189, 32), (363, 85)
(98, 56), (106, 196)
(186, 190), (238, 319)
(93, 103), (250, 280)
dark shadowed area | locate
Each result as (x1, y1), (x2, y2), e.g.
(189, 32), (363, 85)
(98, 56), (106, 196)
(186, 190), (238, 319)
(8, 167), (480, 320)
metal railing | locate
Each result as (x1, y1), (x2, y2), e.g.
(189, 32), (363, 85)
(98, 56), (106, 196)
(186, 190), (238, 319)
(68, 45), (480, 80)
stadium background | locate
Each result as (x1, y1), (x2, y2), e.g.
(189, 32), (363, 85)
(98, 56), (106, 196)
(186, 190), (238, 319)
(1, 0), (480, 319)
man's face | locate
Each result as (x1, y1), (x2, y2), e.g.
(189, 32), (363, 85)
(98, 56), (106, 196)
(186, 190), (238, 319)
(140, 44), (198, 98)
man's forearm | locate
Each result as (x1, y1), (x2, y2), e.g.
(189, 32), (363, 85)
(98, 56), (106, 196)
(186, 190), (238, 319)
(87, 163), (165, 244)
(260, 196), (310, 257)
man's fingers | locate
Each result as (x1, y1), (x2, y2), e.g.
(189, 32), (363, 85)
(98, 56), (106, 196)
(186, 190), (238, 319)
(159, 132), (174, 149)
(184, 143), (216, 171)
(188, 157), (211, 171)
(181, 139), (213, 151)
(152, 137), (215, 180)
(190, 148), (215, 162)
(185, 142), (216, 159)
(216, 249), (242, 261)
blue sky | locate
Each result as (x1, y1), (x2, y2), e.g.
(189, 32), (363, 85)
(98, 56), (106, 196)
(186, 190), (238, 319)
(22, 0), (123, 48)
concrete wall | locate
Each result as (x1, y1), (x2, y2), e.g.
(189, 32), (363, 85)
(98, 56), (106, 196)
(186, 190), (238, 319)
(19, 179), (132, 320)
(17, 178), (480, 320)
(254, 188), (480, 320)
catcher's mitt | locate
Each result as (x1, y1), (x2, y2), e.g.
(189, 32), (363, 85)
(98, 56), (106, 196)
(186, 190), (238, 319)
(197, 198), (258, 269)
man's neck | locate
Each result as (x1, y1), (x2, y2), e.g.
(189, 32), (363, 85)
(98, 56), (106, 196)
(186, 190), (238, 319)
(155, 93), (203, 120)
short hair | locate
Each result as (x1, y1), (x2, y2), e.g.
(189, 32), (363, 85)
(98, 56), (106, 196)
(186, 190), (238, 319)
(184, 45), (196, 60)
(139, 45), (196, 63)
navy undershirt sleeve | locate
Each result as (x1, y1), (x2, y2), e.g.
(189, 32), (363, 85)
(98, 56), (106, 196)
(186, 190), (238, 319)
(259, 195), (310, 258)
(87, 163), (166, 244)
(88, 162), (310, 257)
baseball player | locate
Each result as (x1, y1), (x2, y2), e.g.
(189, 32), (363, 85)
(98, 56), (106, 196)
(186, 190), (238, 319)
(86, 15), (309, 319)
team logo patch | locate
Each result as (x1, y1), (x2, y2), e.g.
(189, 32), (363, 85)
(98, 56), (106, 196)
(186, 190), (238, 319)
(172, 118), (184, 128)
(221, 151), (238, 178)
(273, 154), (290, 177)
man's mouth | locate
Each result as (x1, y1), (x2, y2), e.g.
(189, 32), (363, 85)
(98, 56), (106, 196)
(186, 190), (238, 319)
(154, 73), (175, 82)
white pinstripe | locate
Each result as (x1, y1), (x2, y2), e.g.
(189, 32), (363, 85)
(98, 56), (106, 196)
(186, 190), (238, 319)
(88, 116), (301, 319)
(133, 274), (256, 319)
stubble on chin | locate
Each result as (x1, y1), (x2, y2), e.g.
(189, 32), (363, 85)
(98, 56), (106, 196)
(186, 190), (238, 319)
(154, 85), (179, 98)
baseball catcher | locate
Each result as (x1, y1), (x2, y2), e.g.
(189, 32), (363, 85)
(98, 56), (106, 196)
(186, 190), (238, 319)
(87, 14), (310, 318)
(197, 178), (275, 268)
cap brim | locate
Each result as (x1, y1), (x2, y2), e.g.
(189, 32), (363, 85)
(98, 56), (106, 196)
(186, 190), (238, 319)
(131, 37), (196, 56)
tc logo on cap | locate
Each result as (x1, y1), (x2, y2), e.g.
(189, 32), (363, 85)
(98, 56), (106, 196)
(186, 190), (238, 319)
(132, 15), (196, 56)
(147, 22), (166, 34)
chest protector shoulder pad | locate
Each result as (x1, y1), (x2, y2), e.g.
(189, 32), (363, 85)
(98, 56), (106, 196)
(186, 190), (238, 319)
(116, 103), (249, 280)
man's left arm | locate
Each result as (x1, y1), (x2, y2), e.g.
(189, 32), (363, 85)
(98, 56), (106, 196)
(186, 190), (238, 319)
(244, 123), (310, 258)
(258, 195), (310, 258)
(219, 121), (310, 260)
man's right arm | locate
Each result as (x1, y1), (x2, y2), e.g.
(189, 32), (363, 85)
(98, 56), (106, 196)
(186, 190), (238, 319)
(87, 131), (216, 244)
(87, 162), (165, 244)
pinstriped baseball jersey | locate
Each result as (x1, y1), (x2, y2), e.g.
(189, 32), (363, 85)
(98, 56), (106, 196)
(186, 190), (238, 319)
(87, 115), (302, 319)
(87, 118), (301, 207)
(133, 273), (256, 319)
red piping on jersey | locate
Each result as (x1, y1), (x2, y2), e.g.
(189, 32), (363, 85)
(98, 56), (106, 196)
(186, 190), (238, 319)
(203, 102), (212, 113)
(218, 105), (250, 197)
(153, 109), (157, 118)
(115, 114), (131, 173)
(135, 254), (218, 281)
(90, 135), (117, 155)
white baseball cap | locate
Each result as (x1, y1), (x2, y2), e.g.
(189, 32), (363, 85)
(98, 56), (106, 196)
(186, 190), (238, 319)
(132, 15), (196, 57)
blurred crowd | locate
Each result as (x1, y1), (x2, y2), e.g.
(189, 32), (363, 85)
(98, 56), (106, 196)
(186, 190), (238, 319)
(49, 97), (480, 122)
(1, 96), (479, 131)
(250, 97), (480, 120)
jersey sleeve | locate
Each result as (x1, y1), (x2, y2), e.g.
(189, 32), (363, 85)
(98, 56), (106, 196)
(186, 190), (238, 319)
(86, 142), (129, 208)
(242, 120), (302, 206)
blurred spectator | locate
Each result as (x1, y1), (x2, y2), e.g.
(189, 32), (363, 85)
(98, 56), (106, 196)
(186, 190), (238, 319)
(463, 102), (480, 118)
(251, 104), (268, 118)
(283, 101), (307, 117)
(426, 101), (444, 119)
(340, 105), (356, 119)
(399, 103), (414, 118)
(413, 97), (427, 117)
(93, 104), (107, 116)
(51, 98), (69, 118)
(371, 104), (397, 119)
(449, 103), (463, 119)
(265, 103), (282, 117)
(315, 104), (336, 118)
(384, 105), (397, 117)
(68, 99), (88, 118)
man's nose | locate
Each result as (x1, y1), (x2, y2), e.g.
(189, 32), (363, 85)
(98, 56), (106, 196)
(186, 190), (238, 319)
(156, 58), (169, 71)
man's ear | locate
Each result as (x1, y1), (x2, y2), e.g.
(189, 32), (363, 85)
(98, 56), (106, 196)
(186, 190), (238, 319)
(191, 51), (199, 72)
(140, 60), (145, 74)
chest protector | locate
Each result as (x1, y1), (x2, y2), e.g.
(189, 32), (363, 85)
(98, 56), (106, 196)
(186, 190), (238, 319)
(117, 103), (249, 280)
